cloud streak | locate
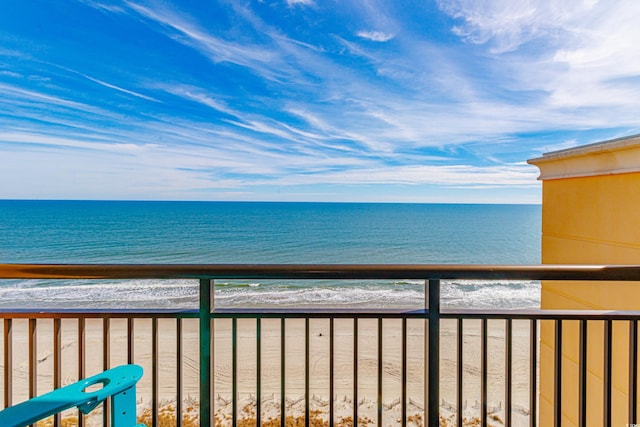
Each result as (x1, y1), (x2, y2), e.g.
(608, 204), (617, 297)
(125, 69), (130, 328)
(357, 31), (395, 42)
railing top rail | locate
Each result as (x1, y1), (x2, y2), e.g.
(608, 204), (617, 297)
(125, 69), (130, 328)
(3, 307), (640, 320)
(1, 263), (640, 281)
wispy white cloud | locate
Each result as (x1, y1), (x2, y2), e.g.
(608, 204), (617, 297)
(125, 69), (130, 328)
(357, 31), (395, 42)
(78, 0), (127, 14)
(437, 0), (590, 53)
(534, 139), (580, 155)
(155, 84), (238, 117)
(0, 83), (95, 112)
(286, 0), (314, 7)
(77, 72), (158, 102)
(257, 163), (539, 188)
(435, 0), (640, 138)
(0, 132), (159, 153)
(268, 33), (325, 53)
(547, 4), (640, 110)
(0, 70), (22, 78)
(0, 146), (246, 200)
(121, 1), (284, 80)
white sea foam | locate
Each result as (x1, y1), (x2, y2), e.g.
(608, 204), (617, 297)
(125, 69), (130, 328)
(441, 280), (540, 309)
(0, 279), (199, 309)
(0, 278), (540, 310)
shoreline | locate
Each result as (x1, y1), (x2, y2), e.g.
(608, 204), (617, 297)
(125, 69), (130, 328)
(0, 277), (540, 312)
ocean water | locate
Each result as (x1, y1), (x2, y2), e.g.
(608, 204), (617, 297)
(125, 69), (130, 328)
(0, 200), (541, 309)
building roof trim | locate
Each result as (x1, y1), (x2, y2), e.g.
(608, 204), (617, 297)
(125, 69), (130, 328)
(527, 133), (640, 180)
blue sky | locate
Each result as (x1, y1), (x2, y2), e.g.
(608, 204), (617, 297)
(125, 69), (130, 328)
(1, 1), (640, 203)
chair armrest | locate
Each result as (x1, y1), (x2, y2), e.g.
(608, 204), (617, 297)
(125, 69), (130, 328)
(0, 364), (143, 427)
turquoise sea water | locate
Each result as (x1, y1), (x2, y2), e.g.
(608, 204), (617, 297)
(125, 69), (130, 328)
(0, 200), (541, 309)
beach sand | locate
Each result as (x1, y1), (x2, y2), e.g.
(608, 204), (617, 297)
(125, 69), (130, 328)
(1, 317), (535, 427)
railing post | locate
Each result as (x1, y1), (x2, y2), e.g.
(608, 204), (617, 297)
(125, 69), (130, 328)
(427, 279), (440, 427)
(200, 279), (213, 427)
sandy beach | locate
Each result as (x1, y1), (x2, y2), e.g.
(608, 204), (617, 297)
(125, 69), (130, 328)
(2, 316), (535, 426)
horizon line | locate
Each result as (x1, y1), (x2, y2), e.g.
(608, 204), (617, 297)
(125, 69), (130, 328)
(0, 198), (542, 206)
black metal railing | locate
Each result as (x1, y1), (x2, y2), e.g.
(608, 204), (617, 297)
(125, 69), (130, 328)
(1, 264), (639, 427)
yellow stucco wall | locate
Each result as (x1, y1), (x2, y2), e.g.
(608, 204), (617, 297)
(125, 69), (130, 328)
(529, 136), (640, 427)
(541, 173), (640, 268)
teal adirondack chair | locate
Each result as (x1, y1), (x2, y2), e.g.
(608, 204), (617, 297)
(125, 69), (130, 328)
(0, 364), (144, 427)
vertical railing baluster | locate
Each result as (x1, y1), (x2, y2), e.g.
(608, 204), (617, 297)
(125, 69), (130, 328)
(354, 317), (359, 427)
(53, 319), (62, 427)
(199, 278), (213, 427)
(281, 317), (286, 427)
(481, 318), (487, 427)
(257, 317), (262, 427)
(232, 317), (237, 427)
(29, 318), (37, 427)
(127, 318), (134, 364)
(630, 319), (638, 425)
(402, 317), (407, 427)
(4, 319), (12, 410)
(103, 318), (111, 367)
(505, 318), (512, 427)
(103, 317), (111, 427)
(554, 319), (563, 427)
(329, 318), (334, 427)
(152, 317), (158, 427)
(604, 319), (612, 427)
(177, 318), (183, 427)
(305, 317), (310, 427)
(427, 279), (440, 427)
(457, 319), (463, 427)
(377, 317), (383, 427)
(579, 320), (587, 427)
(530, 319), (537, 427)
(78, 318), (86, 427)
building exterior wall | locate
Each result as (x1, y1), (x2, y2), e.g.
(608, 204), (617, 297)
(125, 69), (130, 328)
(528, 135), (640, 427)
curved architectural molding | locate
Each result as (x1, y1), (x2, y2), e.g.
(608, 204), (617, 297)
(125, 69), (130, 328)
(528, 134), (640, 180)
